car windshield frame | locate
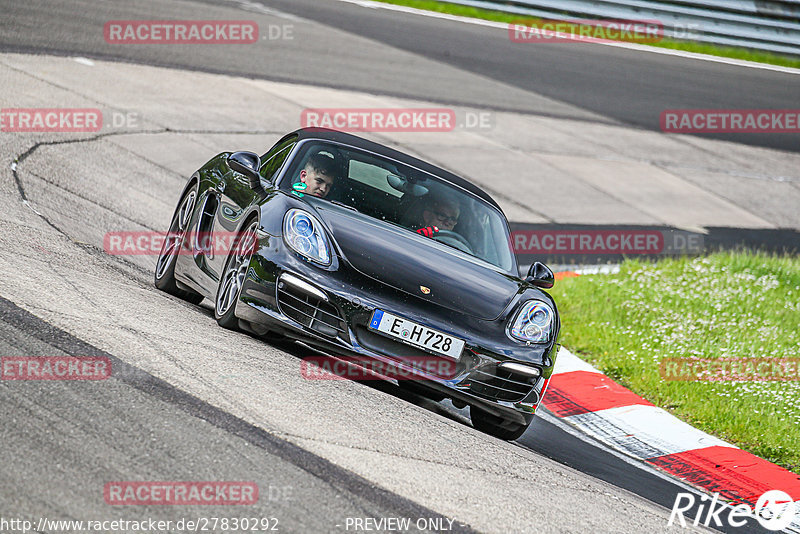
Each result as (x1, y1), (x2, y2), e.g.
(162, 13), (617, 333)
(275, 138), (518, 275)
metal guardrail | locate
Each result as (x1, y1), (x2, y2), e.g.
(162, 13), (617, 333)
(443, 0), (800, 56)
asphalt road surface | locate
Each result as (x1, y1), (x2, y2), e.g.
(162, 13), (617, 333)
(1, 0), (799, 152)
(0, 0), (795, 532)
(0, 296), (475, 533)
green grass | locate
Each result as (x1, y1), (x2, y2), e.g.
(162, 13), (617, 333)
(550, 252), (800, 472)
(373, 0), (800, 69)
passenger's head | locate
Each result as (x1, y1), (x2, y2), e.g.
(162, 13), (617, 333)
(422, 196), (460, 231)
(299, 153), (337, 198)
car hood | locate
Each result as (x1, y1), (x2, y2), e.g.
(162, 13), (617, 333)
(313, 202), (521, 321)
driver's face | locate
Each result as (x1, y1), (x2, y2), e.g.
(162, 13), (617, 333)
(300, 169), (334, 198)
(423, 204), (459, 231)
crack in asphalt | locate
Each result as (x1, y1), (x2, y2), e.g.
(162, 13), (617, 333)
(9, 128), (278, 280)
(9, 130), (338, 435)
(2, 87), (770, 534)
(7, 131), (511, 518)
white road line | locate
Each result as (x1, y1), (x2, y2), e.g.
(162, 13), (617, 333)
(543, 410), (800, 531)
(537, 409), (703, 493)
(333, 0), (800, 75)
(790, 507), (800, 533)
(553, 346), (602, 375)
(566, 404), (735, 458)
(226, 0), (305, 21)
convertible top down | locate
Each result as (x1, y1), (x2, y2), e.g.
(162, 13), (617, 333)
(155, 128), (560, 440)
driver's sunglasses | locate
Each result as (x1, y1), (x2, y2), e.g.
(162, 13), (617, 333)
(433, 210), (459, 224)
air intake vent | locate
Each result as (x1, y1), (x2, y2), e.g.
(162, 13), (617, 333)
(461, 364), (538, 402)
(277, 275), (347, 340)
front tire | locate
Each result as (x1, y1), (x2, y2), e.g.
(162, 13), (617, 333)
(154, 186), (204, 304)
(470, 407), (529, 441)
(215, 219), (259, 330)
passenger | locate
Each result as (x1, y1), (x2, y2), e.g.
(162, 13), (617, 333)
(298, 153), (337, 198)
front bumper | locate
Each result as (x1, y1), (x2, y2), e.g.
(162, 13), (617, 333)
(235, 236), (558, 426)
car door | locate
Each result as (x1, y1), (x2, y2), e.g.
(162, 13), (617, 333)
(205, 135), (298, 277)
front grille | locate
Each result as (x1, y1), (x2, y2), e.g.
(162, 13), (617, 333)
(276, 280), (347, 340)
(461, 364), (538, 402)
(353, 326), (462, 378)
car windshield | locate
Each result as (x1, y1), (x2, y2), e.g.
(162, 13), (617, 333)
(278, 140), (516, 273)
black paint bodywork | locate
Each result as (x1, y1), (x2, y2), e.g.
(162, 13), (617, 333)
(166, 128), (560, 437)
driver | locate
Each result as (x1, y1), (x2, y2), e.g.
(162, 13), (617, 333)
(414, 195), (460, 237)
(298, 152), (337, 198)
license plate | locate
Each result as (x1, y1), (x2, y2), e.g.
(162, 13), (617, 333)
(368, 310), (465, 359)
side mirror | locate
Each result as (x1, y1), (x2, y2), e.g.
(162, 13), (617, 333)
(526, 261), (554, 289)
(228, 151), (264, 193)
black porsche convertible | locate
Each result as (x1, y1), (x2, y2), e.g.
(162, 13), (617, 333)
(154, 128), (560, 440)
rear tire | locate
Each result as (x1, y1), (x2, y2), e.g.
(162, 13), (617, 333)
(154, 185), (204, 305)
(215, 219), (259, 330)
(470, 407), (529, 441)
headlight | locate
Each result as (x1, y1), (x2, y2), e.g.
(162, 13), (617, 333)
(508, 301), (554, 344)
(283, 209), (331, 265)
